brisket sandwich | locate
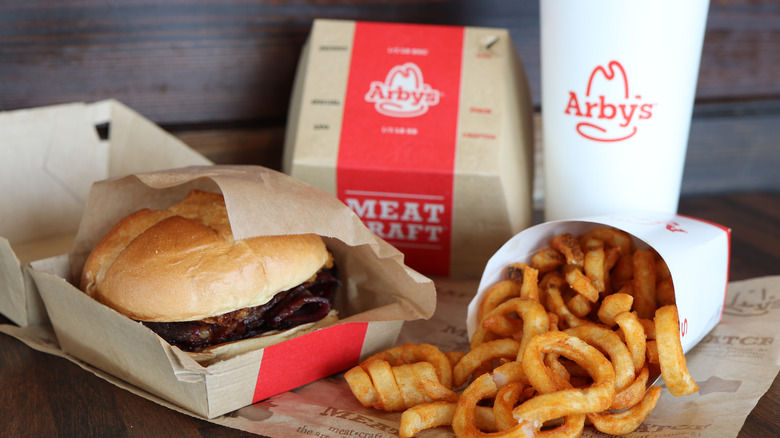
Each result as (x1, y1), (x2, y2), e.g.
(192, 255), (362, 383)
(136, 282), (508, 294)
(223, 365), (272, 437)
(80, 190), (340, 358)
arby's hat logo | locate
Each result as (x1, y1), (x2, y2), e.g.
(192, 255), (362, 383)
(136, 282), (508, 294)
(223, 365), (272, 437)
(364, 62), (441, 118)
(564, 60), (654, 142)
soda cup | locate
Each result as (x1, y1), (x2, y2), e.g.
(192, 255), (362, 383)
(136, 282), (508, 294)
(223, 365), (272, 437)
(541, 0), (710, 221)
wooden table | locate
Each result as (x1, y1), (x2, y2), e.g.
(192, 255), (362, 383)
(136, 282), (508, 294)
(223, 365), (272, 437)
(1, 191), (778, 437)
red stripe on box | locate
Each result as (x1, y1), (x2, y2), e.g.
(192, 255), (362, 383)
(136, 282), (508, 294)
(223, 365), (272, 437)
(337, 22), (464, 275)
(253, 322), (369, 403)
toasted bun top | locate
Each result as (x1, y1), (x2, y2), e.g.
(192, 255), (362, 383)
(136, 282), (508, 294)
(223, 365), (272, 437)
(80, 190), (330, 322)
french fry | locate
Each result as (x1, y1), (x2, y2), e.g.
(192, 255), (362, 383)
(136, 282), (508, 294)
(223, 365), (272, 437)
(588, 385), (662, 435)
(479, 298), (549, 352)
(492, 381), (534, 431)
(546, 283), (593, 328)
(399, 402), (455, 438)
(508, 263), (540, 301)
(364, 360), (405, 411)
(597, 292), (633, 327)
(657, 276), (676, 307)
(611, 251), (634, 286)
(655, 305), (699, 396)
(567, 293), (592, 318)
(632, 249), (658, 319)
(530, 247), (565, 274)
(476, 280), (522, 323)
(564, 325), (636, 393)
(400, 402), (497, 437)
(610, 365), (651, 410)
(551, 233), (585, 267)
(453, 338), (521, 388)
(615, 311), (647, 372)
(565, 266), (600, 302)
(583, 238), (607, 293)
(365, 343), (453, 389)
(579, 227), (634, 256)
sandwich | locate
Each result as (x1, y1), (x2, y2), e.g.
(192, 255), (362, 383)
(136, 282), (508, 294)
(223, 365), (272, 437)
(79, 189), (340, 359)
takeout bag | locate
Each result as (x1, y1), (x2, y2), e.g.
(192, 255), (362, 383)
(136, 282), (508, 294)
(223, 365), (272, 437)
(0, 99), (211, 327)
(29, 165), (436, 419)
(468, 213), (731, 353)
(283, 19), (535, 278)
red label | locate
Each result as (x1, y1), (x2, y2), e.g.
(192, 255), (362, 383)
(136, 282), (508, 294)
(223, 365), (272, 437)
(564, 60), (655, 142)
(253, 322), (368, 402)
(337, 22), (464, 275)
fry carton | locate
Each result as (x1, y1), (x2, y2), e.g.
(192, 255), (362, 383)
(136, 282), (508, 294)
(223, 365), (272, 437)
(283, 19), (535, 278)
(469, 213), (731, 353)
(0, 99), (211, 327)
(27, 165), (436, 419)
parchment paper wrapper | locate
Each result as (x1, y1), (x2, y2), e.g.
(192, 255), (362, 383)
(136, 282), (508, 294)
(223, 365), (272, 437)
(28, 165), (437, 419)
(208, 276), (779, 438)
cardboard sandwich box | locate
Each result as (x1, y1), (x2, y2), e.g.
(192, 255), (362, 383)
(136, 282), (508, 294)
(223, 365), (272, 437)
(469, 213), (732, 354)
(0, 99), (212, 328)
(284, 19), (535, 278)
(18, 165), (437, 419)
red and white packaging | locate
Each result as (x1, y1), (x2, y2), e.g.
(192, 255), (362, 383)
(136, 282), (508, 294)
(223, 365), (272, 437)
(468, 212), (731, 353)
(284, 19), (535, 278)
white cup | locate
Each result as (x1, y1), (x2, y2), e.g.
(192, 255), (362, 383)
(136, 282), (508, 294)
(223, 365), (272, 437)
(541, 0), (710, 221)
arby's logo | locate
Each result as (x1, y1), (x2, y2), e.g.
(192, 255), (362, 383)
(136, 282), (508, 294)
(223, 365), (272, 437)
(564, 60), (654, 142)
(364, 62), (440, 118)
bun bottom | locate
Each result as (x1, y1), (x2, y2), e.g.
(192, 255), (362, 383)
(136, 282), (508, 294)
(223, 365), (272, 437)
(185, 310), (339, 366)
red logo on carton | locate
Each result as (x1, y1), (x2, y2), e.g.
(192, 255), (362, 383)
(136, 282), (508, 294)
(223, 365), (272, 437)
(564, 60), (654, 142)
(365, 62), (441, 117)
(610, 216), (689, 233)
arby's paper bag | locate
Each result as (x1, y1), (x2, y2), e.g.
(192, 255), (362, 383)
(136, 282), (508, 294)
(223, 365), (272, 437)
(27, 165), (436, 419)
(469, 213), (731, 353)
(284, 19), (535, 278)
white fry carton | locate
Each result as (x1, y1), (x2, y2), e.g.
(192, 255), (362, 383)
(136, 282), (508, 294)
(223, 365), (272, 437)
(469, 212), (731, 353)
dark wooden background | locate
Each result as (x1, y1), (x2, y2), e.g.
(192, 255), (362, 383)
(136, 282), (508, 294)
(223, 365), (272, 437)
(1, 0), (778, 195)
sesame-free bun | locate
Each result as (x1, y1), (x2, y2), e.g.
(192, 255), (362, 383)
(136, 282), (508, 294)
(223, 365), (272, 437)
(80, 190), (330, 322)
